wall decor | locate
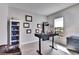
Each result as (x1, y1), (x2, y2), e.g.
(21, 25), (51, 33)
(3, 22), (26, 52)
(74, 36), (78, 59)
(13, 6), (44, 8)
(25, 15), (32, 22)
(37, 24), (41, 28)
(26, 29), (31, 34)
(35, 29), (39, 33)
(23, 23), (30, 28)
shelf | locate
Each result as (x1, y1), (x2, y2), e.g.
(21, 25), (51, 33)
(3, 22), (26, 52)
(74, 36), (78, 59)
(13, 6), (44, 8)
(8, 20), (20, 46)
(11, 41), (19, 45)
(11, 40), (19, 42)
(11, 30), (19, 31)
(12, 30), (19, 31)
(12, 25), (20, 27)
(11, 31), (19, 32)
(11, 36), (19, 41)
(11, 22), (20, 26)
(11, 34), (19, 36)
(11, 35), (19, 36)
(11, 31), (19, 35)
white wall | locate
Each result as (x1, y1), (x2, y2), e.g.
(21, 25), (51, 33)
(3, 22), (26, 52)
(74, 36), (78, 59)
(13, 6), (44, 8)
(47, 4), (79, 45)
(8, 7), (47, 45)
(0, 4), (8, 45)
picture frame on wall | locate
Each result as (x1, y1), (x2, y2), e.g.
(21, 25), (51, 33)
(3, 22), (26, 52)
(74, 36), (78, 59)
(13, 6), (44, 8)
(25, 15), (32, 22)
(26, 29), (31, 34)
(23, 23), (30, 28)
(37, 24), (41, 28)
(35, 29), (39, 33)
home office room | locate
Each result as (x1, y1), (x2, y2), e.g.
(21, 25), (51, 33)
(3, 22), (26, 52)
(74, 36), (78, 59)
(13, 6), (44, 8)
(0, 2), (79, 56)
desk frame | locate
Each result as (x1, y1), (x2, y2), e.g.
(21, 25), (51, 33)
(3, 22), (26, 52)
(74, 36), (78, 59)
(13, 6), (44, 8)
(36, 34), (58, 55)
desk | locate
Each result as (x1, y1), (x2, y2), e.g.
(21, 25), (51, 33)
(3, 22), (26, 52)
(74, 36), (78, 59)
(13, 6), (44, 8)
(35, 33), (59, 55)
(48, 34), (58, 49)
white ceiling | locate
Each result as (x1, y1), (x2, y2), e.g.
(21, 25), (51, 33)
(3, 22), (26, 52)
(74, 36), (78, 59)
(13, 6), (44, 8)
(8, 3), (76, 16)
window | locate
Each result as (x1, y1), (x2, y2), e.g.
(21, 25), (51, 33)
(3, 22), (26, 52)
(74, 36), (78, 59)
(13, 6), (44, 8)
(54, 17), (64, 36)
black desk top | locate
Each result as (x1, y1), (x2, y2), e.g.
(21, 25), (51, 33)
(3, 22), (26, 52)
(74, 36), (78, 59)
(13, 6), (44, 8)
(35, 33), (59, 38)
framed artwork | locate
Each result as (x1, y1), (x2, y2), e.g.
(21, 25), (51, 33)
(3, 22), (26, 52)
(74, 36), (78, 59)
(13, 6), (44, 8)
(26, 29), (31, 34)
(37, 24), (41, 28)
(35, 29), (39, 33)
(25, 15), (32, 22)
(23, 23), (30, 28)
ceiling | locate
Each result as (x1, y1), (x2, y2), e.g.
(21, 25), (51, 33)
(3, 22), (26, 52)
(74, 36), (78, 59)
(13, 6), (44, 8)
(8, 3), (76, 16)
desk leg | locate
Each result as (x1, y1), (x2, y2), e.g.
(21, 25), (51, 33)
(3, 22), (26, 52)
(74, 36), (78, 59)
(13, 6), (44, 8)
(36, 38), (42, 55)
(50, 36), (57, 50)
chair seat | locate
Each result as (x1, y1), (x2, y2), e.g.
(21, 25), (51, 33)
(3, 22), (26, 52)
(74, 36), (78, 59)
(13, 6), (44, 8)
(0, 45), (21, 55)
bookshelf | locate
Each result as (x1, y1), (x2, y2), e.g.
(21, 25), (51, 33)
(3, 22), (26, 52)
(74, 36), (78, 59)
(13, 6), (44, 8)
(8, 19), (20, 47)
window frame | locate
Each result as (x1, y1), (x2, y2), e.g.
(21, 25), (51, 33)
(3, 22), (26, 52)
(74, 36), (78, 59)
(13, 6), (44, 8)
(54, 16), (64, 36)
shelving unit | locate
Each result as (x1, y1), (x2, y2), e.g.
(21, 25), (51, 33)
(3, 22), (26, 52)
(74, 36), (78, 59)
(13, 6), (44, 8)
(8, 19), (20, 47)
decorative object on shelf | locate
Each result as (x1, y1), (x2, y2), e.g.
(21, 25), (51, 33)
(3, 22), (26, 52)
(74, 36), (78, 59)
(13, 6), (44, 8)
(8, 17), (19, 20)
(37, 24), (41, 28)
(11, 17), (14, 20)
(26, 29), (31, 34)
(25, 15), (32, 22)
(23, 23), (30, 28)
(35, 29), (39, 33)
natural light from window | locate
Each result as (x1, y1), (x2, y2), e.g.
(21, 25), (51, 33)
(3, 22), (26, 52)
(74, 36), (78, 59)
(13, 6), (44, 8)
(54, 17), (63, 27)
